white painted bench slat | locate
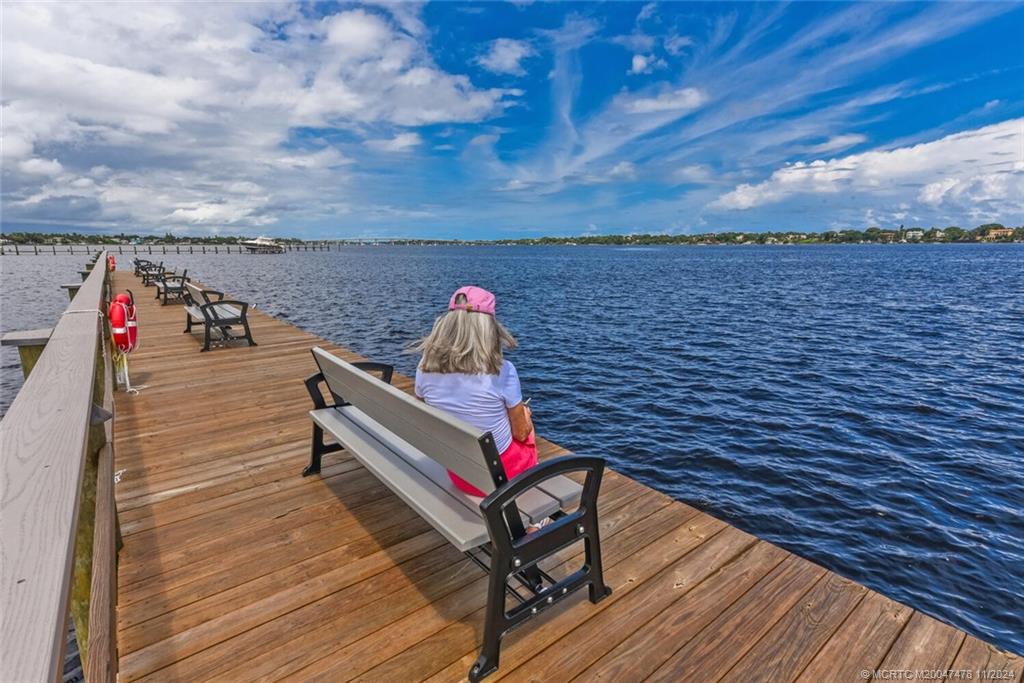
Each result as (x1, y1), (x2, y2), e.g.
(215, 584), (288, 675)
(313, 346), (498, 495)
(310, 407), (491, 551)
(341, 405), (563, 525)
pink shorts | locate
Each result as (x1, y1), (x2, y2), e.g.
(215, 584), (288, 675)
(449, 432), (538, 497)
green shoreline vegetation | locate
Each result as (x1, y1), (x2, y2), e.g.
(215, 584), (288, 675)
(1, 223), (1021, 247)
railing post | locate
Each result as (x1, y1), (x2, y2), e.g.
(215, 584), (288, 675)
(0, 329), (53, 378)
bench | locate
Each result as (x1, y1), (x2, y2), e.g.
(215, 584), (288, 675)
(132, 258), (154, 276)
(182, 281), (257, 351)
(303, 347), (611, 681)
(154, 269), (189, 305)
(139, 261), (171, 286)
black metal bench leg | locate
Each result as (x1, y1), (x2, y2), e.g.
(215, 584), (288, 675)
(202, 325), (211, 352)
(184, 315), (192, 334)
(471, 567), (509, 682)
(586, 533), (613, 603)
(303, 424), (342, 476)
(304, 424), (325, 476)
(243, 320), (257, 347)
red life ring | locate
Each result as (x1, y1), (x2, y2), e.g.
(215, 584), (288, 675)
(108, 255), (116, 271)
(109, 291), (139, 353)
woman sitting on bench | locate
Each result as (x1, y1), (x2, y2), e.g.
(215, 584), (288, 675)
(412, 286), (542, 506)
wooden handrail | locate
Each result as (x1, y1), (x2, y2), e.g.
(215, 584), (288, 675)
(0, 252), (109, 682)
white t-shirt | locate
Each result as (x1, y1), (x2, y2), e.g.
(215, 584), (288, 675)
(414, 359), (523, 454)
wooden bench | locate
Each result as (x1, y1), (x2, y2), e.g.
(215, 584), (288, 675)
(154, 269), (189, 305)
(303, 347), (611, 681)
(182, 281), (257, 351)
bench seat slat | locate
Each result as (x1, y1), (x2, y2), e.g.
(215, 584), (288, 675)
(535, 475), (584, 509)
(341, 405), (562, 526)
(311, 407), (490, 551)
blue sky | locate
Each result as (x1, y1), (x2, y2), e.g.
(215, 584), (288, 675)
(2, 2), (1023, 239)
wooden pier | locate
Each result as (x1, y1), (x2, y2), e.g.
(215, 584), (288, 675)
(3, 254), (1020, 682)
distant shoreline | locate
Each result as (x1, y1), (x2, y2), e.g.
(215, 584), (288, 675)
(2, 224), (1022, 248)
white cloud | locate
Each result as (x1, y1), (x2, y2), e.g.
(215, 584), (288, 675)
(624, 87), (707, 114)
(611, 32), (656, 53)
(672, 164), (712, 184)
(0, 3), (514, 230)
(608, 161), (637, 179)
(664, 34), (694, 56)
(324, 10), (393, 58)
(807, 134), (867, 154)
(18, 158), (64, 176)
(713, 119), (1024, 213)
(365, 132), (423, 152)
(628, 54), (666, 75)
(477, 38), (535, 76)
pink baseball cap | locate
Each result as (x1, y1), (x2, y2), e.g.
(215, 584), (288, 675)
(448, 285), (496, 315)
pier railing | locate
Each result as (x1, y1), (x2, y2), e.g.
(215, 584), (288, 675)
(1, 252), (118, 682)
(0, 242), (334, 255)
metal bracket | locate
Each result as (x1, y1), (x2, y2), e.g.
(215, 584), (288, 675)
(90, 404), (113, 425)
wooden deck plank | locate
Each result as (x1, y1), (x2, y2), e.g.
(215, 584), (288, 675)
(795, 587), (914, 683)
(644, 555), (826, 682)
(107, 271), (1006, 683)
(949, 636), (1024, 682)
(877, 611), (966, 674)
(571, 538), (787, 683)
(719, 572), (867, 682)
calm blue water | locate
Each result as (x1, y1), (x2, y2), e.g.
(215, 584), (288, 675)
(2, 244), (1022, 654)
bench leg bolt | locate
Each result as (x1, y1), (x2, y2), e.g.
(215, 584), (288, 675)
(513, 558), (521, 568)
(577, 524), (585, 535)
(531, 607), (538, 615)
(547, 596), (554, 604)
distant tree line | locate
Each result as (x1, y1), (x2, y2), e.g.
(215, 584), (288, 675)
(489, 223), (1023, 246)
(2, 223), (1021, 246)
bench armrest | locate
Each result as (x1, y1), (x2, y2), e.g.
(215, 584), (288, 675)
(478, 455), (610, 624)
(305, 362), (394, 409)
(480, 455), (603, 521)
(304, 373), (331, 409)
(202, 289), (225, 302)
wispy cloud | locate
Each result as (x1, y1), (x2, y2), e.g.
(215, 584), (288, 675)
(477, 38), (536, 76)
(365, 132), (423, 152)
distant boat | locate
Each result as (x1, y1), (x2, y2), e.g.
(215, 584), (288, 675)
(240, 236), (285, 254)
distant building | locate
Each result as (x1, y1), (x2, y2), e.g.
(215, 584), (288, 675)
(931, 229), (946, 240)
(905, 229), (924, 241)
(878, 231), (897, 243)
(985, 227), (1014, 240)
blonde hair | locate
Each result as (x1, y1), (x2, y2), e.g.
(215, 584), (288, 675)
(412, 306), (517, 375)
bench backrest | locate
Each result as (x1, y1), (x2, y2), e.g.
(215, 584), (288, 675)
(185, 282), (207, 305)
(311, 346), (498, 495)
